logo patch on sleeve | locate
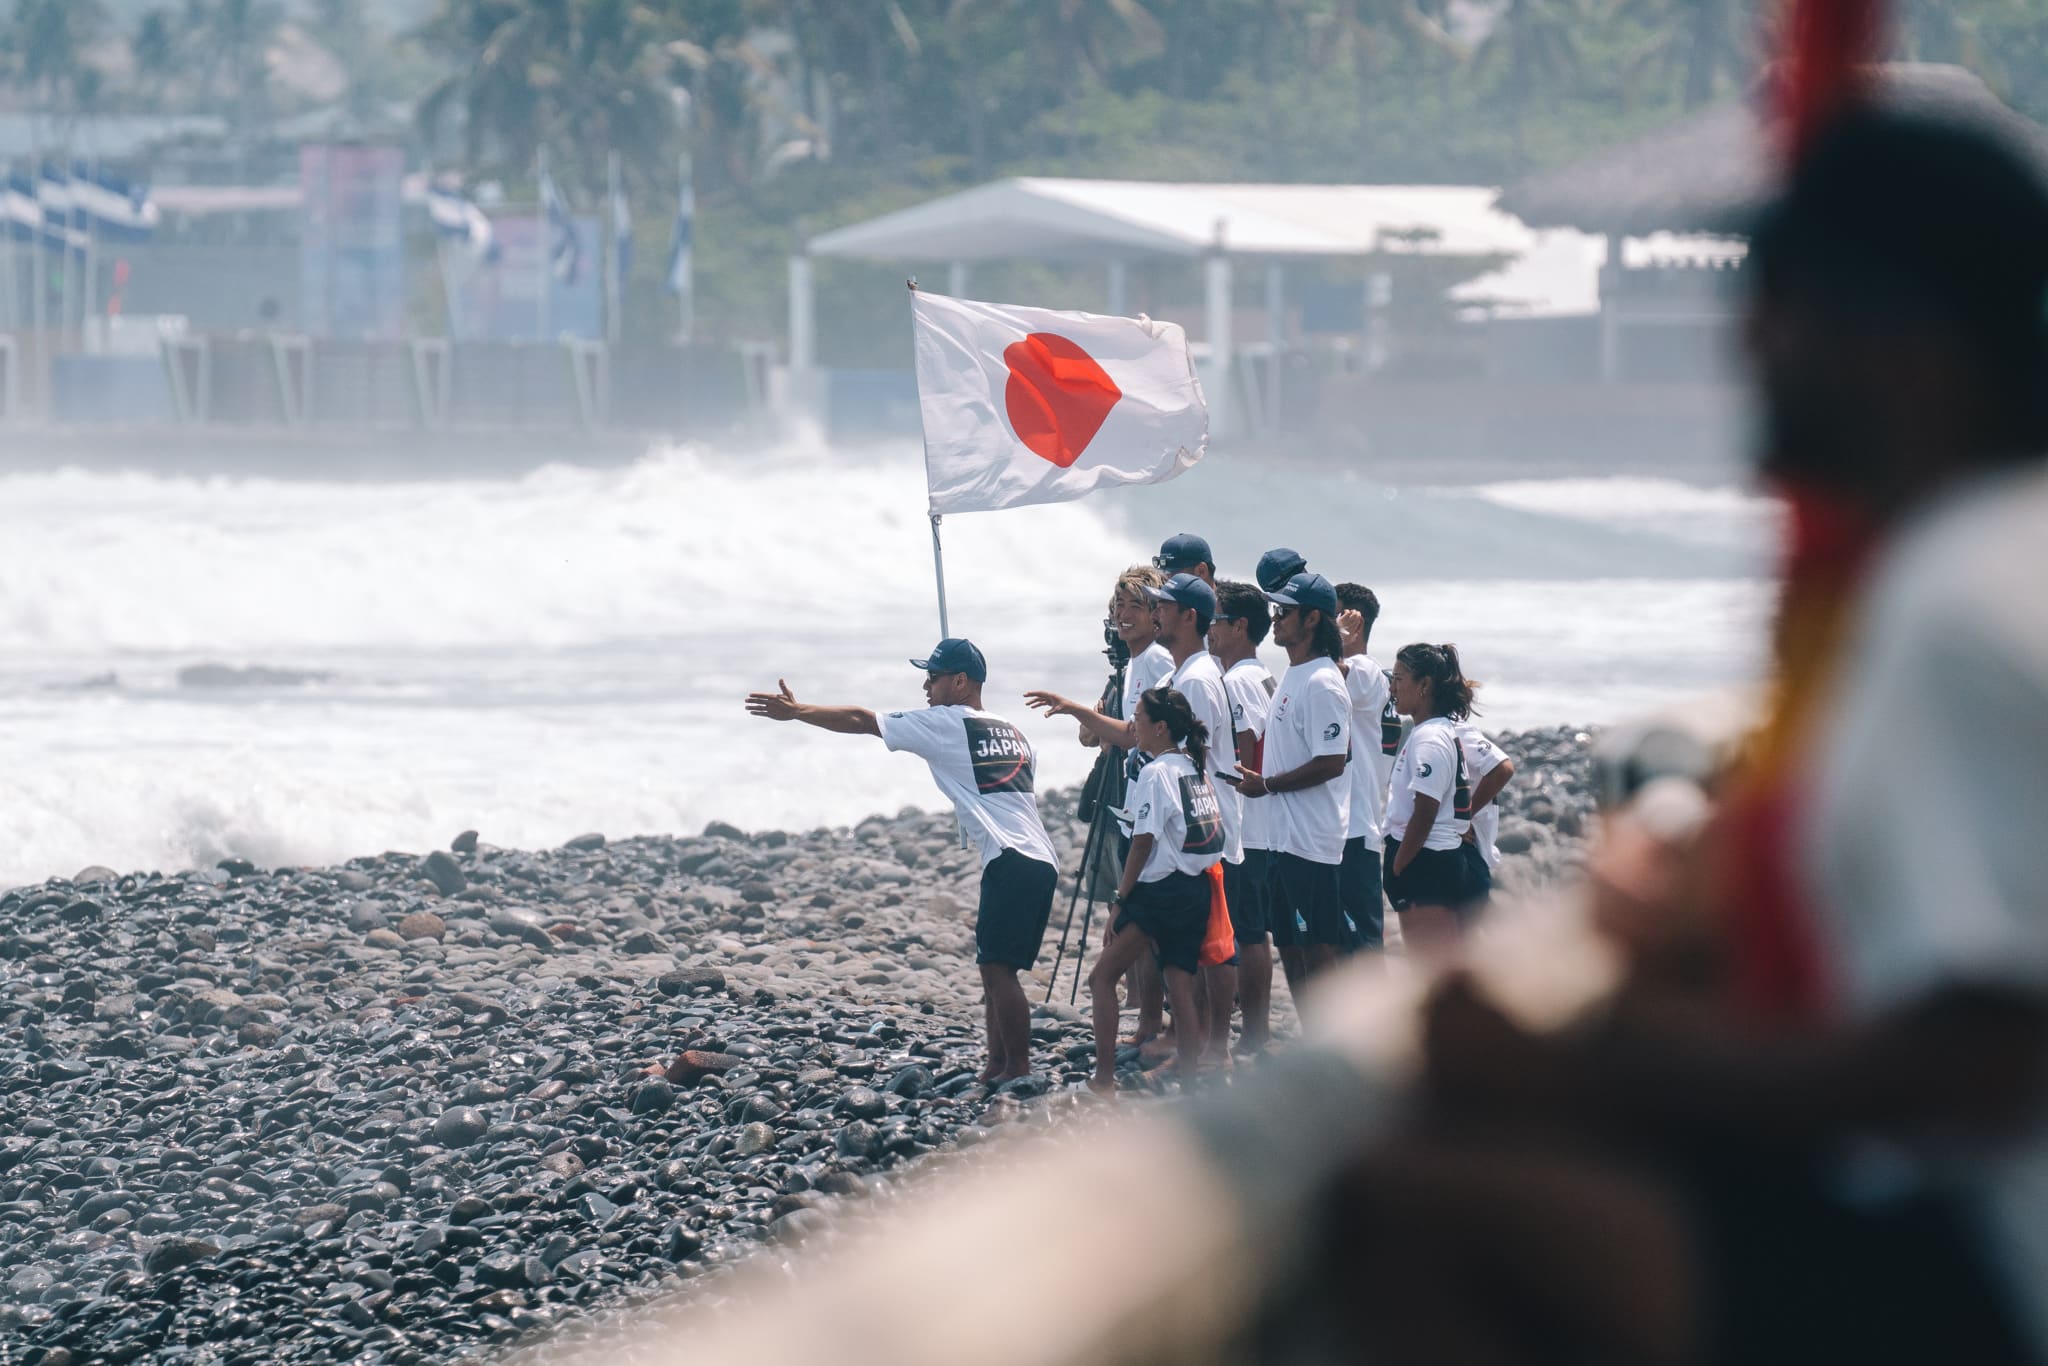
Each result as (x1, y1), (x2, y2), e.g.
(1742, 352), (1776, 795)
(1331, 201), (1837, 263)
(963, 717), (1035, 795)
(1323, 721), (1342, 741)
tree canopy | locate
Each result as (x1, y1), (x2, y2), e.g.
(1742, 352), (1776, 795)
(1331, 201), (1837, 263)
(9, 0), (2048, 343)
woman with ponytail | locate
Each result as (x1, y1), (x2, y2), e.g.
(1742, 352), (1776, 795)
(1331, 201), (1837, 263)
(1383, 643), (1483, 958)
(1087, 686), (1223, 1094)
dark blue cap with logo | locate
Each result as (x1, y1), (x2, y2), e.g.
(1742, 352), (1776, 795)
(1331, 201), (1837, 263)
(1141, 572), (1218, 630)
(1153, 532), (1214, 574)
(910, 638), (987, 683)
(1265, 571), (1339, 620)
(1255, 547), (1308, 593)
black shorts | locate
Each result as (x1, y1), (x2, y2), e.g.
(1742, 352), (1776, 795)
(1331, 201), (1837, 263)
(1677, 1155), (2039, 1366)
(1456, 842), (1492, 919)
(1383, 839), (1470, 912)
(1114, 871), (1210, 976)
(1223, 849), (1271, 943)
(1272, 852), (1347, 948)
(1339, 836), (1385, 951)
(975, 849), (1058, 968)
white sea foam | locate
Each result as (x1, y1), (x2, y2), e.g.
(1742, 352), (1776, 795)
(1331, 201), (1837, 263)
(0, 442), (1774, 887)
(1462, 476), (1782, 553)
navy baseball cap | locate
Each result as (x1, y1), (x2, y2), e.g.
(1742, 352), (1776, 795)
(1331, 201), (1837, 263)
(910, 638), (987, 683)
(1265, 571), (1338, 620)
(1142, 572), (1217, 630)
(1255, 547), (1308, 593)
(1153, 532), (1214, 574)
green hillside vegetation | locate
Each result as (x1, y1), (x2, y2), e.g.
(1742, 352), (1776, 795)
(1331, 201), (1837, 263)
(7, 0), (2048, 348)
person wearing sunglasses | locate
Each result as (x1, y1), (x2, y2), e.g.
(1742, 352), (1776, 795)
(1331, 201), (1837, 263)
(1237, 572), (1353, 994)
(746, 639), (1058, 1087)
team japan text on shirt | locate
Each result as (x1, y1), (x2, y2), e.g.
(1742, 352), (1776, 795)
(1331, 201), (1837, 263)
(963, 716), (1034, 794)
(1171, 650), (1243, 864)
(1129, 751), (1225, 881)
(879, 705), (1057, 870)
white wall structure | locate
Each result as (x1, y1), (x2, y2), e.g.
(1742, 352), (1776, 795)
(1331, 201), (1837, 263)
(794, 178), (1548, 439)
(789, 176), (1748, 436)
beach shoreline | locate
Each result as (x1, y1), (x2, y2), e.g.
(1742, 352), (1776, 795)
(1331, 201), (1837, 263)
(0, 727), (1596, 1362)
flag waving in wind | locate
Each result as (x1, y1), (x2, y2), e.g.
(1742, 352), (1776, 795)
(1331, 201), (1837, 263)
(427, 178), (497, 264)
(911, 292), (1208, 515)
(664, 170), (693, 299)
(538, 166), (583, 284)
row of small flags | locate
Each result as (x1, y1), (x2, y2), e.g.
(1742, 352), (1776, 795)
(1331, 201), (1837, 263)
(0, 163), (161, 249)
(427, 166), (692, 300)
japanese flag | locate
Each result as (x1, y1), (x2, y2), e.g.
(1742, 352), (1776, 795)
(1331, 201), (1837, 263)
(912, 291), (1208, 515)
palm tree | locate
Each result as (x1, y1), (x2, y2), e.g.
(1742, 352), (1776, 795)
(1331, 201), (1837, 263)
(417, 0), (681, 198)
(1332, 0), (1462, 163)
(132, 8), (183, 107)
(8, 0), (109, 111)
(1612, 0), (1754, 110)
(1468, 0), (1586, 156)
(207, 0), (282, 135)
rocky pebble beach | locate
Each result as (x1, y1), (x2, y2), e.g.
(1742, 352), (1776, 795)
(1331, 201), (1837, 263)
(0, 727), (1596, 1364)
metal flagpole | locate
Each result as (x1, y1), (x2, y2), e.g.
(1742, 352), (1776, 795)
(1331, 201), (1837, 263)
(605, 150), (621, 345)
(675, 152), (693, 343)
(81, 155), (97, 351)
(929, 513), (950, 638)
(907, 277), (950, 637)
(30, 146), (45, 340)
(1, 159), (17, 331)
(535, 147), (550, 342)
(58, 161), (75, 345)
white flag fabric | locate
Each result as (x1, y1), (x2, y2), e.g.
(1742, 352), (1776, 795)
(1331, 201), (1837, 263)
(912, 291), (1207, 515)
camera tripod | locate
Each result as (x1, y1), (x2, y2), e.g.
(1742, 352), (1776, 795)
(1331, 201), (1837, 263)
(1043, 627), (1130, 1005)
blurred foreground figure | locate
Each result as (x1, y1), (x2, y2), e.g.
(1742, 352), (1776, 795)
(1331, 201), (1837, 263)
(1351, 108), (2048, 1366)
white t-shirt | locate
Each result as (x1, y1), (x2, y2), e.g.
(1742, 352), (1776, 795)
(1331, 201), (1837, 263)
(1386, 716), (1470, 851)
(1343, 654), (1392, 844)
(1120, 640), (1174, 723)
(1262, 657), (1352, 865)
(1120, 640), (1175, 780)
(1454, 722), (1510, 869)
(1805, 467), (2048, 1361)
(1224, 658), (1276, 852)
(1128, 750), (1225, 881)
(879, 705), (1057, 869)
(1169, 649), (1243, 864)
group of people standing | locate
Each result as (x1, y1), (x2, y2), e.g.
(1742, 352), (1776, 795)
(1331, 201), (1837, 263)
(1025, 534), (1513, 1091)
(747, 531), (1517, 1094)
(752, 106), (2048, 1364)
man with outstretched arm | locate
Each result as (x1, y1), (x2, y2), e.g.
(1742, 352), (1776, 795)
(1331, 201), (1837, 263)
(746, 639), (1059, 1085)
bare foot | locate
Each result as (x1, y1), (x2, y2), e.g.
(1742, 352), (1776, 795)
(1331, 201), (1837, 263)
(1086, 1075), (1119, 1097)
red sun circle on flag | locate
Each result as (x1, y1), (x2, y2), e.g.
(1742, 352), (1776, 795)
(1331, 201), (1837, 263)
(1002, 332), (1123, 468)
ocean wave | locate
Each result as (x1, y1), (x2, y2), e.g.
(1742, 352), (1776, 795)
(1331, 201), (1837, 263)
(0, 442), (1133, 654)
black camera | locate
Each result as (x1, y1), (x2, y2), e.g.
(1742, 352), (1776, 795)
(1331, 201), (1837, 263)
(1102, 617), (1131, 669)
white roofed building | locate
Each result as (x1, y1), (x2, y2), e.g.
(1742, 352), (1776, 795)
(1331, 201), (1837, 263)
(790, 175), (1735, 440)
